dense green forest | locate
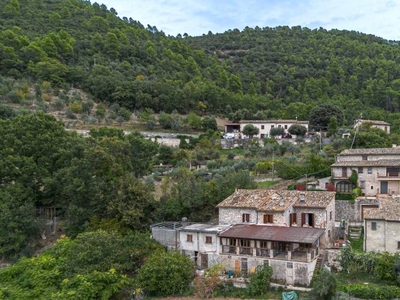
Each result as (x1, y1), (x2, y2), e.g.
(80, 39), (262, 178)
(3, 0), (400, 298)
(1, 0), (400, 128)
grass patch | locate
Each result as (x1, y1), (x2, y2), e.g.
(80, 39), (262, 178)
(335, 271), (389, 287)
(348, 227), (364, 252)
(257, 181), (280, 188)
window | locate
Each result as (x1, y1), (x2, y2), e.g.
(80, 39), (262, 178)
(371, 185), (374, 190)
(263, 214), (273, 224)
(371, 222), (377, 231)
(260, 241), (268, 248)
(342, 167), (347, 177)
(358, 167), (363, 174)
(285, 125), (288, 129)
(261, 125), (265, 129)
(328, 230), (331, 238)
(368, 167), (372, 174)
(228, 238), (236, 246)
(362, 155), (368, 161)
(360, 180), (365, 189)
(187, 234), (193, 242)
(329, 211), (332, 221)
(301, 213), (314, 227)
(287, 262), (293, 268)
(398, 241), (400, 250)
(205, 236), (212, 244)
(240, 239), (250, 247)
(278, 125), (281, 128)
(336, 181), (353, 192)
(242, 213), (250, 223)
(271, 125), (275, 128)
(290, 213), (297, 226)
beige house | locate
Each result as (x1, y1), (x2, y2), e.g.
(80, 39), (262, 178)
(216, 189), (335, 286)
(179, 223), (230, 269)
(363, 197), (400, 253)
(238, 120), (309, 139)
(331, 147), (400, 196)
(354, 119), (390, 134)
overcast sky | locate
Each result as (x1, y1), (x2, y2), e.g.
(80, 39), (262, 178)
(99, 0), (400, 40)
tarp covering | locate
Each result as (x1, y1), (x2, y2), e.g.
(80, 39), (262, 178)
(282, 291), (298, 300)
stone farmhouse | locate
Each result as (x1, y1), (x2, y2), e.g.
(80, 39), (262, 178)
(216, 189), (335, 286)
(224, 120), (309, 139)
(151, 189), (335, 287)
(331, 147), (400, 197)
(354, 119), (390, 134)
(363, 196), (400, 253)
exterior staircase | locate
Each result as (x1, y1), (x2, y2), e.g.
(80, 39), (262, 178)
(349, 226), (362, 240)
(315, 250), (327, 270)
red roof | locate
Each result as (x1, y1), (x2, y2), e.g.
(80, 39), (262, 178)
(219, 224), (324, 244)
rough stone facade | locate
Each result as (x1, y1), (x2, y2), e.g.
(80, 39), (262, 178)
(335, 198), (379, 223)
(219, 254), (316, 287)
(219, 207), (258, 225)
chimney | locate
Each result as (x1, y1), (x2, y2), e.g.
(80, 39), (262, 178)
(299, 193), (306, 204)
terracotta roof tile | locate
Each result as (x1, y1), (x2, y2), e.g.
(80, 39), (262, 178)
(217, 189), (335, 210)
(363, 196), (400, 221)
(339, 148), (400, 156)
(332, 159), (400, 167)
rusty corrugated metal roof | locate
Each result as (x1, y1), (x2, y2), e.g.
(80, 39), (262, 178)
(218, 224), (324, 244)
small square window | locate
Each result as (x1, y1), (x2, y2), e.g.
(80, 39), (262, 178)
(205, 236), (212, 244)
(328, 230), (331, 238)
(371, 222), (377, 231)
(330, 211), (332, 220)
(264, 260), (269, 266)
(371, 186), (374, 190)
(362, 155), (368, 161)
(358, 167), (363, 174)
(360, 180), (365, 189)
(242, 213), (250, 223)
(398, 241), (400, 250)
(368, 167), (372, 174)
(263, 214), (273, 224)
(285, 125), (288, 129)
(187, 234), (193, 242)
(287, 262), (293, 268)
(261, 125), (265, 129)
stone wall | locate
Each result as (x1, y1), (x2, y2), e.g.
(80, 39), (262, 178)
(335, 198), (379, 222)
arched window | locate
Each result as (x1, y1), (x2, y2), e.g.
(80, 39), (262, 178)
(336, 181), (353, 192)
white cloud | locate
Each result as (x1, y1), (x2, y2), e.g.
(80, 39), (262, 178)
(99, 0), (400, 40)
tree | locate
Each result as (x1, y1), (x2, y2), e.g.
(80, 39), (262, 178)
(288, 124), (307, 137)
(247, 263), (273, 296)
(201, 116), (218, 131)
(136, 250), (194, 296)
(242, 124), (259, 138)
(270, 127), (285, 137)
(309, 104), (343, 131)
(309, 268), (337, 300)
(327, 116), (338, 137)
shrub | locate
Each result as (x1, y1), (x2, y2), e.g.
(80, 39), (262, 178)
(136, 250), (194, 296)
(69, 102), (82, 113)
(246, 264), (273, 297)
(310, 268), (337, 300)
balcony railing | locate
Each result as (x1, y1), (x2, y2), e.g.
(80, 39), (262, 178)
(222, 245), (236, 254)
(239, 246), (252, 255)
(256, 248), (269, 257)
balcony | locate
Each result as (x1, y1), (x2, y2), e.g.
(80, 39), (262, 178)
(222, 245), (236, 254)
(377, 172), (400, 180)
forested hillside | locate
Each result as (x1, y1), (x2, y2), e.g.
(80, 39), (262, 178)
(2, 0), (400, 127)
